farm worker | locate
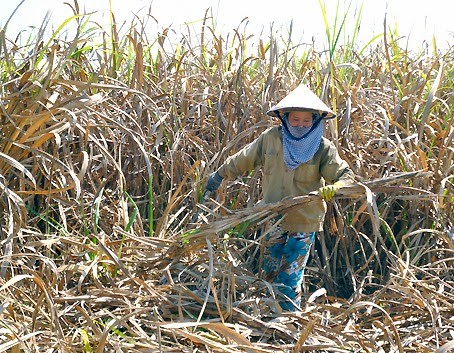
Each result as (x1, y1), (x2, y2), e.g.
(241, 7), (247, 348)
(204, 83), (355, 311)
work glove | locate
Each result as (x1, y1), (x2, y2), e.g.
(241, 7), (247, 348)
(204, 171), (223, 197)
(319, 181), (345, 202)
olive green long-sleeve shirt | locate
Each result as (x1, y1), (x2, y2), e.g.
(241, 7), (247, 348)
(217, 126), (355, 232)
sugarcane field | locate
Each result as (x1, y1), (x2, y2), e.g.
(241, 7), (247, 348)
(0, 0), (453, 352)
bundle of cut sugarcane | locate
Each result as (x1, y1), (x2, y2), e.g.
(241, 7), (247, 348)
(187, 170), (435, 241)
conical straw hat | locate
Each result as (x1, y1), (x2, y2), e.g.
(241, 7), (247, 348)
(267, 84), (335, 118)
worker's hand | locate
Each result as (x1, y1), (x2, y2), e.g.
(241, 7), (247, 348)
(319, 181), (345, 202)
(204, 171), (223, 196)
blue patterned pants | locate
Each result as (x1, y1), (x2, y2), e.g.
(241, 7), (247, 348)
(263, 225), (315, 311)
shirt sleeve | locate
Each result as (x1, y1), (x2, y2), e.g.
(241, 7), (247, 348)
(319, 140), (355, 184)
(217, 130), (267, 179)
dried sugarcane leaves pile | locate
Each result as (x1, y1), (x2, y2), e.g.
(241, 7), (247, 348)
(0, 6), (454, 353)
(153, 172), (454, 353)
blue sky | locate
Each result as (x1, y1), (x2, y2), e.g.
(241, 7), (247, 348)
(1, 0), (452, 51)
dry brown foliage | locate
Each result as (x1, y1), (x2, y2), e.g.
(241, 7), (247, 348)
(0, 3), (453, 352)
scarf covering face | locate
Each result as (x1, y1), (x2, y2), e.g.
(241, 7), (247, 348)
(282, 113), (324, 170)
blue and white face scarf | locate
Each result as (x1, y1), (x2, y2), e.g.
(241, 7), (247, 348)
(281, 113), (324, 170)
